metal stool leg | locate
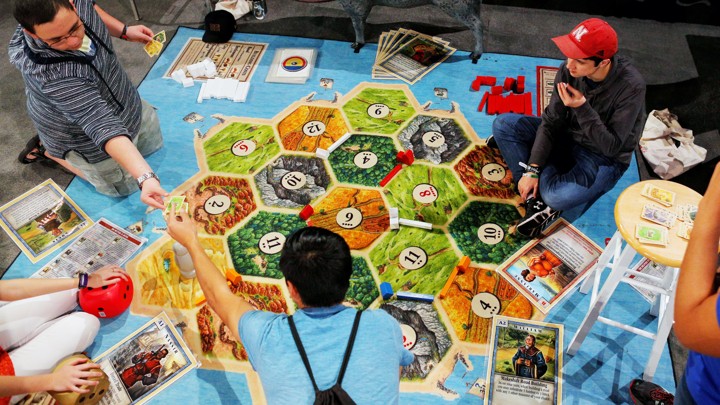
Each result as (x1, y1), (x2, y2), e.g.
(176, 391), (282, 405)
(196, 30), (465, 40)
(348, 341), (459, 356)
(129, 0), (141, 20)
(567, 243), (637, 355)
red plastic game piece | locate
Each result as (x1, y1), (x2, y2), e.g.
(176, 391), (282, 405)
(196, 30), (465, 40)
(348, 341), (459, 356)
(379, 164), (403, 187)
(524, 92), (533, 115)
(403, 149), (414, 165)
(515, 75), (525, 93)
(477, 91), (489, 112)
(503, 77), (516, 92)
(299, 204), (314, 220)
(490, 85), (503, 95)
(470, 75), (496, 91)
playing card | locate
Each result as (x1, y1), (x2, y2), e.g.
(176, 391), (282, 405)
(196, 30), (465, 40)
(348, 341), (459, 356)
(676, 203), (698, 222)
(641, 184), (675, 207)
(641, 203), (676, 228)
(153, 30), (166, 44)
(635, 223), (668, 246)
(144, 40), (163, 57)
(677, 222), (693, 240)
(164, 196), (186, 214)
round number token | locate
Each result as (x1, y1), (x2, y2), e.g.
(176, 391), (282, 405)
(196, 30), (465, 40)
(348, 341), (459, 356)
(400, 324), (418, 350)
(281, 171), (307, 190)
(481, 163), (506, 182)
(336, 207), (363, 229)
(204, 194), (232, 215)
(422, 131), (446, 148)
(302, 120), (326, 137)
(281, 56), (307, 72)
(258, 232), (286, 255)
(399, 246), (428, 270)
(412, 184), (439, 204)
(477, 223), (505, 245)
(353, 151), (378, 169)
(231, 139), (256, 157)
(471, 292), (501, 318)
(367, 103), (390, 119)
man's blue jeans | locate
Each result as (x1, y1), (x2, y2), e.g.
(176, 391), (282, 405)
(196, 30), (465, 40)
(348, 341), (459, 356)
(492, 113), (628, 212)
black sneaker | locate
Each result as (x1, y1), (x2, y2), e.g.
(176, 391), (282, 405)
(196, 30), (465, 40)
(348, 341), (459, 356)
(486, 134), (499, 150)
(252, 0), (266, 19)
(629, 379), (674, 405)
(516, 197), (560, 238)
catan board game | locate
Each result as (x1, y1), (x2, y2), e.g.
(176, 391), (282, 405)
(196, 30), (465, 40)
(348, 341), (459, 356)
(126, 82), (546, 402)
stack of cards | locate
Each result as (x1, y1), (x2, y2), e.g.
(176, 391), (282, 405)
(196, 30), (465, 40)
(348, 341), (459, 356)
(372, 29), (455, 85)
(265, 48), (316, 84)
(144, 30), (166, 58)
(635, 223), (668, 246)
(641, 203), (676, 228)
(164, 196), (188, 215)
(641, 184), (675, 207)
(676, 203), (697, 239)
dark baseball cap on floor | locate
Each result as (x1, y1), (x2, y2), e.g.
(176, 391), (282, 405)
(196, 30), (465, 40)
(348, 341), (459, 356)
(203, 10), (236, 43)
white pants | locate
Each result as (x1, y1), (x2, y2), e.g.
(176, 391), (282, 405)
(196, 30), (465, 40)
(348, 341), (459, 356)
(0, 289), (99, 376)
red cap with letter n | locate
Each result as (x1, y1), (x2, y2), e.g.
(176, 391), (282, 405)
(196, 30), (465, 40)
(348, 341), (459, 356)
(552, 18), (618, 60)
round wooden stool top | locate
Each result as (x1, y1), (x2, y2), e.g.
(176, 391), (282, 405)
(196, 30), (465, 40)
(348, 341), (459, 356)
(615, 180), (702, 268)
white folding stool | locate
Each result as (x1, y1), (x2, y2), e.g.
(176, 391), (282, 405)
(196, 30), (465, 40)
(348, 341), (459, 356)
(566, 180), (701, 382)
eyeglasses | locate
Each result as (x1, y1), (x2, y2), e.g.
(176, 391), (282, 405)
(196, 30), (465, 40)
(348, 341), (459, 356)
(45, 17), (84, 46)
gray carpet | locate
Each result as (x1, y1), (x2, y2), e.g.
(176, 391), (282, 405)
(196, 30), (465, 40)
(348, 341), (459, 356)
(3, 0), (720, 391)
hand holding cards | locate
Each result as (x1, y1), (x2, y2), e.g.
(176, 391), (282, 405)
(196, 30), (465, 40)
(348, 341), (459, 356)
(144, 30), (166, 58)
(164, 195), (188, 215)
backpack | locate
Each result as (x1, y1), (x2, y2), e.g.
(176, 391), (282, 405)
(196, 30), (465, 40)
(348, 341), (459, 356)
(287, 311), (362, 405)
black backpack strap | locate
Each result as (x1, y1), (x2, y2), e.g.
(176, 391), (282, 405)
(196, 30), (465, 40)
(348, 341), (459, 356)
(336, 311), (363, 386)
(288, 315), (320, 392)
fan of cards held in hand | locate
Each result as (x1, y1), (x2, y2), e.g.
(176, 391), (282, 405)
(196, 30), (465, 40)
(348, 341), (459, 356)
(144, 30), (166, 57)
(635, 183), (696, 246)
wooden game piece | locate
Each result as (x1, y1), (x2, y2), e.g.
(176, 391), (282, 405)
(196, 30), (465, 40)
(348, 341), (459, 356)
(327, 132), (352, 153)
(396, 291), (434, 303)
(173, 242), (196, 279)
(315, 148), (330, 159)
(379, 164), (403, 187)
(503, 77), (516, 92)
(390, 217), (400, 230)
(439, 266), (461, 299)
(380, 282), (394, 300)
(299, 204), (314, 220)
(403, 149), (414, 165)
(398, 218), (433, 230)
(226, 269), (242, 284)
(457, 255), (471, 271)
(477, 91), (489, 112)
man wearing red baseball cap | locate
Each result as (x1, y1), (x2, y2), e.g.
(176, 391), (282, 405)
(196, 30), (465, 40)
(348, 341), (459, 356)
(490, 18), (646, 238)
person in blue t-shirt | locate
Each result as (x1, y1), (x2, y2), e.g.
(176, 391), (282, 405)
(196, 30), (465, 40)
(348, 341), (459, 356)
(673, 162), (720, 404)
(165, 209), (414, 405)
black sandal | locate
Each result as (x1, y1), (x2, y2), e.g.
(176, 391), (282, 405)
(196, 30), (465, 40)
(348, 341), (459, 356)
(18, 135), (49, 164)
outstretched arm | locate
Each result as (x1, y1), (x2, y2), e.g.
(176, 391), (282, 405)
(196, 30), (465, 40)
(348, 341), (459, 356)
(0, 357), (102, 397)
(94, 4), (153, 43)
(0, 265), (129, 302)
(165, 208), (255, 342)
(675, 162), (720, 355)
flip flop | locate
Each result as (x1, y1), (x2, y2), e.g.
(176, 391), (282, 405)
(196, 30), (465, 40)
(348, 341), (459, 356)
(18, 135), (49, 164)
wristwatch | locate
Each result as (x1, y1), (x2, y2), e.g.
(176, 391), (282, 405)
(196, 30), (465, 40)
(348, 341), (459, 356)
(136, 171), (159, 189)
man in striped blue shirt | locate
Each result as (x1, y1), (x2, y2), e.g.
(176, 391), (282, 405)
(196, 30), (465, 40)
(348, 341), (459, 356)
(9, 0), (167, 209)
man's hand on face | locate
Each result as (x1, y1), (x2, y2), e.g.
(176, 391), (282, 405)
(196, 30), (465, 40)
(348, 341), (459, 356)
(557, 82), (586, 108)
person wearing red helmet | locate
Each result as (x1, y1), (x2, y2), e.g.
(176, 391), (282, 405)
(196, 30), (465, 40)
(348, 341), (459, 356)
(490, 18), (646, 238)
(0, 265), (128, 404)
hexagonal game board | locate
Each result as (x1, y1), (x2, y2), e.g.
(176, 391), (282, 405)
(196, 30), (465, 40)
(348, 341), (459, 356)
(126, 82), (541, 402)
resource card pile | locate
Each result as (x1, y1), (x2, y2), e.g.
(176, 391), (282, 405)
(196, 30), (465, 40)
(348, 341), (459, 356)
(635, 183), (696, 245)
(265, 48), (316, 84)
(144, 30), (166, 57)
(372, 29), (455, 85)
